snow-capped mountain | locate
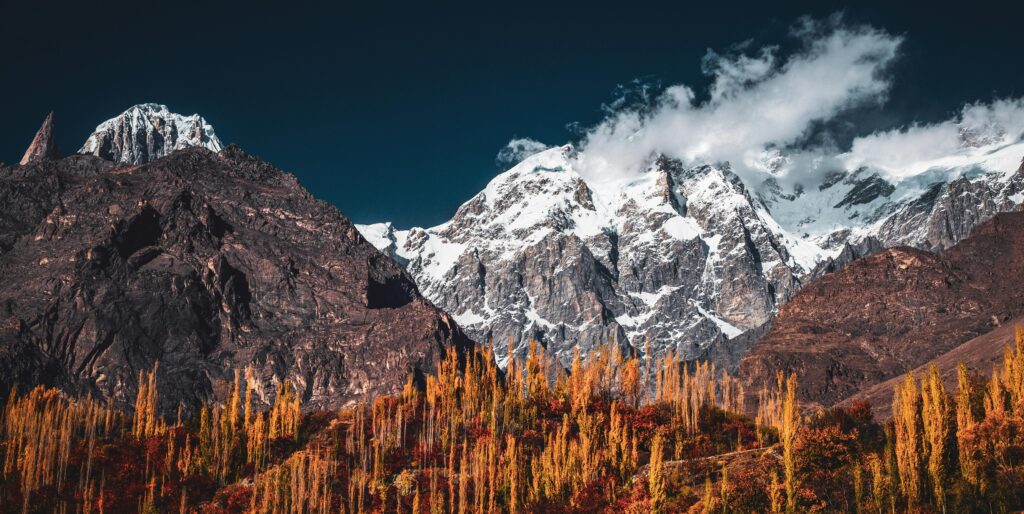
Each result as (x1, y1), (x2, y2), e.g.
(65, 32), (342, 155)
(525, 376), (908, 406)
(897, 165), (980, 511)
(359, 135), (1024, 367)
(760, 131), (1024, 254)
(79, 103), (222, 164)
(360, 146), (819, 365)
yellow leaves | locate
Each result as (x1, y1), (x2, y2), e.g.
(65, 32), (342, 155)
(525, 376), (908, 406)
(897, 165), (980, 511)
(504, 435), (520, 514)
(867, 454), (888, 514)
(920, 364), (951, 511)
(249, 449), (335, 514)
(270, 381), (301, 441)
(400, 340), (756, 512)
(458, 441), (469, 514)
(893, 372), (923, 506)
(768, 471), (782, 514)
(655, 355), (740, 434)
(525, 339), (550, 402)
(247, 412), (268, 469)
(608, 401), (638, 480)
(648, 432), (667, 513)
(177, 373), (301, 483)
(2, 334), (770, 513)
(621, 358), (643, 409)
(891, 367), (953, 510)
(780, 373), (798, 514)
(2, 386), (117, 512)
(133, 362), (163, 438)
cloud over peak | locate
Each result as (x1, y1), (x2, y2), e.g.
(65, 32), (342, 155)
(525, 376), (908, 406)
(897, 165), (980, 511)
(576, 16), (903, 184)
(843, 98), (1024, 178)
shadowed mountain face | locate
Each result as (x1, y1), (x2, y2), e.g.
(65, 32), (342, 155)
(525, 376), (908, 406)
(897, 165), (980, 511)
(738, 211), (1024, 411)
(0, 145), (471, 413)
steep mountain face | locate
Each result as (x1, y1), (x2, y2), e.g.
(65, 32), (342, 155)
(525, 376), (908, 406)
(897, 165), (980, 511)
(737, 211), (1024, 411)
(79, 103), (223, 164)
(361, 146), (817, 365)
(0, 112), (470, 413)
(360, 136), (1024, 367)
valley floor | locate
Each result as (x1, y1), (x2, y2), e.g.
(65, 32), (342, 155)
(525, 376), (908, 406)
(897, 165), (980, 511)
(2, 337), (1024, 513)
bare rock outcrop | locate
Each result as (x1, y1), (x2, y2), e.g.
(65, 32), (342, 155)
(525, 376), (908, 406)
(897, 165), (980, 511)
(19, 112), (60, 165)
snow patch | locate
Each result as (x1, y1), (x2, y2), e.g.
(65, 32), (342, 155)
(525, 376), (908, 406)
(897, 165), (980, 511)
(693, 302), (743, 338)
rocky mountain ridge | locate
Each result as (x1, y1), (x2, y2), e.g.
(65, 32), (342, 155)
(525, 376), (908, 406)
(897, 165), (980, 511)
(0, 109), (470, 412)
(737, 210), (1024, 411)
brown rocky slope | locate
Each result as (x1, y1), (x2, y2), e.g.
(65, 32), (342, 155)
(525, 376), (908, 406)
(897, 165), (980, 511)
(0, 127), (471, 413)
(835, 316), (1024, 419)
(737, 210), (1024, 411)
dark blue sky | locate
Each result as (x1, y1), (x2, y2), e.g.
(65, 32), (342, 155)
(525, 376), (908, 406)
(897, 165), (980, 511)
(3, 0), (1021, 227)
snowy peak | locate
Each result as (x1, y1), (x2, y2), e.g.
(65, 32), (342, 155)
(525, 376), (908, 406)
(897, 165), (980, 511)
(759, 137), (1024, 253)
(79, 103), (223, 164)
(444, 145), (604, 241)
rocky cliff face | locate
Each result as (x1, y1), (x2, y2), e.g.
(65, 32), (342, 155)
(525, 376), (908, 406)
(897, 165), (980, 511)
(360, 136), (1024, 368)
(79, 104), (223, 164)
(737, 211), (1024, 410)
(1, 114), (470, 413)
(361, 147), (817, 365)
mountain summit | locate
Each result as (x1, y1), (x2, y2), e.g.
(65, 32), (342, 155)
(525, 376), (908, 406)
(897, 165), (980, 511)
(78, 103), (223, 164)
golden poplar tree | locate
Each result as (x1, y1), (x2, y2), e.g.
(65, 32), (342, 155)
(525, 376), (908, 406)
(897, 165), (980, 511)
(781, 373), (799, 514)
(921, 364), (950, 513)
(649, 432), (667, 513)
(956, 363), (979, 488)
(893, 373), (923, 507)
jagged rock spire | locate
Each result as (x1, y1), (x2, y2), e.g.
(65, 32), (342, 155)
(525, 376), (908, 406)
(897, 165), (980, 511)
(19, 112), (61, 165)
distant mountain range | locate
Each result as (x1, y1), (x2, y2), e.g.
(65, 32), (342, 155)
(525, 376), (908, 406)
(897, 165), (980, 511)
(358, 131), (1024, 367)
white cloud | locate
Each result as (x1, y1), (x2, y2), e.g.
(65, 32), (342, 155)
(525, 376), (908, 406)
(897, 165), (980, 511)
(961, 98), (1024, 140)
(843, 122), (960, 176)
(842, 98), (1024, 178)
(576, 16), (903, 184)
(496, 138), (551, 167)
(498, 16), (1024, 188)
